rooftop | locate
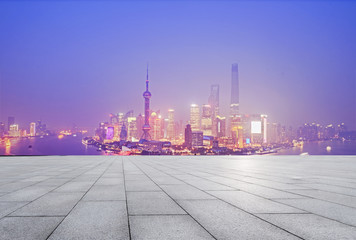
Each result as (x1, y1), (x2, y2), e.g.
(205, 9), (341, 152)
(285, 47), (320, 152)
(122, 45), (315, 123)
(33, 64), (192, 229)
(0, 155), (355, 239)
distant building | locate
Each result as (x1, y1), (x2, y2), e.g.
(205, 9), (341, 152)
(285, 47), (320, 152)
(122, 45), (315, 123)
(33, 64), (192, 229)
(201, 104), (212, 136)
(190, 104), (200, 131)
(127, 117), (137, 141)
(208, 84), (219, 136)
(8, 117), (15, 131)
(216, 116), (226, 138)
(184, 124), (192, 149)
(36, 121), (47, 136)
(167, 109), (175, 140)
(192, 131), (203, 147)
(119, 124), (127, 141)
(230, 63), (239, 115)
(30, 122), (36, 136)
(9, 124), (20, 137)
(136, 114), (144, 139)
(0, 122), (5, 137)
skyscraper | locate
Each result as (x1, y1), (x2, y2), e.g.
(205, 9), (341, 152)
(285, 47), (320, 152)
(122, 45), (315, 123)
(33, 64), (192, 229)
(167, 109), (175, 140)
(229, 63), (240, 139)
(216, 116), (226, 138)
(0, 122), (5, 137)
(230, 63), (239, 115)
(190, 104), (200, 131)
(208, 84), (219, 136)
(140, 67), (152, 141)
(184, 124), (192, 149)
(30, 122), (36, 136)
(8, 117), (15, 131)
(201, 104), (212, 136)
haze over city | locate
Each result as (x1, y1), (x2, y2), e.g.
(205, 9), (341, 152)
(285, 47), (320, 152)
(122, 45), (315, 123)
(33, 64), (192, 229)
(0, 1), (355, 130)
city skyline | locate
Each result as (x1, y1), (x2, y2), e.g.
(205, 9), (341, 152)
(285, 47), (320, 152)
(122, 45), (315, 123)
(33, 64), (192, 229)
(0, 1), (355, 130)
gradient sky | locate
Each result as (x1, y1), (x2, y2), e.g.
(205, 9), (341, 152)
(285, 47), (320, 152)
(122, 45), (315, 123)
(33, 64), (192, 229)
(0, 0), (355, 131)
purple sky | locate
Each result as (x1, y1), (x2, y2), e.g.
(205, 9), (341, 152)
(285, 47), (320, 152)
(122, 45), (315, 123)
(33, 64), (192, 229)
(0, 1), (355, 130)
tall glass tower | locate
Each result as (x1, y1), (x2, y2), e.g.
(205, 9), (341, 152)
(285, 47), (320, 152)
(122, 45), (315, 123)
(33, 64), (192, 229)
(230, 63), (239, 115)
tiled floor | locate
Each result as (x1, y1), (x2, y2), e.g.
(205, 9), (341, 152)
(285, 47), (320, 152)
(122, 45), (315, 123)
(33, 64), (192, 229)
(0, 155), (355, 239)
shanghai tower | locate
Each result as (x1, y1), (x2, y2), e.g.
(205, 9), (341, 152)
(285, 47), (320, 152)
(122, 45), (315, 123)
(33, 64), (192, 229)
(230, 63), (239, 115)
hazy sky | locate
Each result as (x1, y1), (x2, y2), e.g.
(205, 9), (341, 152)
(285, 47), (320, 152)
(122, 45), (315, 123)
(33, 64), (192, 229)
(0, 0), (355, 130)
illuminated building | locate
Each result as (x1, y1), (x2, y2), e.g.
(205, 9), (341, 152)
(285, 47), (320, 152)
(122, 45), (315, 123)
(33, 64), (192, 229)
(167, 109), (175, 140)
(127, 117), (137, 141)
(208, 84), (219, 136)
(192, 131), (203, 147)
(261, 114), (268, 144)
(30, 122), (36, 136)
(107, 126), (115, 140)
(136, 114), (144, 138)
(201, 104), (212, 136)
(110, 114), (119, 124)
(120, 124), (127, 141)
(140, 67), (152, 141)
(150, 111), (163, 140)
(238, 114), (268, 145)
(184, 124), (192, 149)
(9, 124), (20, 137)
(36, 121), (47, 136)
(7, 117), (15, 131)
(230, 63), (239, 115)
(268, 123), (279, 143)
(216, 116), (226, 138)
(190, 104), (200, 131)
(229, 64), (239, 137)
(0, 122), (5, 137)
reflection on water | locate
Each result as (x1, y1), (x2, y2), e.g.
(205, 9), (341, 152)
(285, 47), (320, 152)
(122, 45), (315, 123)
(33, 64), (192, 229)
(276, 140), (356, 155)
(0, 135), (102, 156)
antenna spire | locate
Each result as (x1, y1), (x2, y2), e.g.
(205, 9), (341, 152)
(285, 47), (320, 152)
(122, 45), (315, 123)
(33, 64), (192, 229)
(146, 63), (149, 91)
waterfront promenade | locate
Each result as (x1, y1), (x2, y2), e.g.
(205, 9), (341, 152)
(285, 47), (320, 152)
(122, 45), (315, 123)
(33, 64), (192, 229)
(0, 155), (355, 239)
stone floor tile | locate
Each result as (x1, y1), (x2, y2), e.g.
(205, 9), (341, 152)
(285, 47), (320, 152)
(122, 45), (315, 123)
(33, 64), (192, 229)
(48, 201), (129, 240)
(208, 190), (305, 213)
(0, 216), (63, 240)
(257, 213), (356, 240)
(178, 199), (300, 240)
(127, 191), (185, 215)
(130, 215), (214, 240)
(10, 192), (83, 216)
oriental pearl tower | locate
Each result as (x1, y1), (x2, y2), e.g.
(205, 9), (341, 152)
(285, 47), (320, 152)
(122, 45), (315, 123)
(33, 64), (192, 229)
(140, 66), (152, 141)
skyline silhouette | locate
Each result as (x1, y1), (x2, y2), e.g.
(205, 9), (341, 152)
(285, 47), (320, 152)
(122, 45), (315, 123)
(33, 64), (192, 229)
(0, 1), (355, 130)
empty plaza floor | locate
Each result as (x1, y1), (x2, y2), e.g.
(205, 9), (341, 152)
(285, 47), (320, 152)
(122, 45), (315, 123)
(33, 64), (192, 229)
(0, 155), (355, 239)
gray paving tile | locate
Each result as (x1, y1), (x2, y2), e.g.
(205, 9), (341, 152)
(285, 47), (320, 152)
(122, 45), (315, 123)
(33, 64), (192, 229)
(294, 183), (356, 197)
(0, 181), (36, 193)
(48, 201), (129, 240)
(95, 177), (124, 186)
(0, 216), (63, 240)
(161, 184), (216, 200)
(53, 181), (93, 192)
(130, 215), (214, 240)
(126, 180), (161, 192)
(208, 190), (305, 214)
(183, 178), (235, 191)
(10, 192), (83, 216)
(276, 198), (356, 226)
(83, 185), (126, 201)
(127, 192), (185, 215)
(34, 178), (70, 187)
(0, 201), (29, 218)
(287, 189), (356, 208)
(258, 213), (356, 240)
(0, 186), (55, 201)
(178, 199), (299, 240)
